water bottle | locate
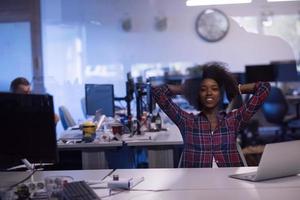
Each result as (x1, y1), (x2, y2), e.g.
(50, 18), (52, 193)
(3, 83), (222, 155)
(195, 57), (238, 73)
(155, 112), (162, 130)
(150, 114), (156, 131)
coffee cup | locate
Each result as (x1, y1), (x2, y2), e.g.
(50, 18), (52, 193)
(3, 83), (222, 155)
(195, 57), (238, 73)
(111, 124), (123, 135)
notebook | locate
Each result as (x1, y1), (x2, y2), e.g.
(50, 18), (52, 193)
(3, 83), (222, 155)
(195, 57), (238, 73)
(229, 140), (300, 182)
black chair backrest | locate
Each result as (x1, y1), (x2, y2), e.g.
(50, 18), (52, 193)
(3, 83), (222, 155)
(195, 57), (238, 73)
(261, 87), (288, 124)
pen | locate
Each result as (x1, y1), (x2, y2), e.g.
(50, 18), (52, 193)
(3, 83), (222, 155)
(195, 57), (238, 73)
(101, 168), (116, 181)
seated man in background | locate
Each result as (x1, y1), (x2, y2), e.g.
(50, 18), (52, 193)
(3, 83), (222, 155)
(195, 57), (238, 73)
(9, 77), (31, 94)
(10, 77), (60, 124)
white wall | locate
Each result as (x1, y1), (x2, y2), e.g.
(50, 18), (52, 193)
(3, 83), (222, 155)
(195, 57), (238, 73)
(43, 0), (297, 70)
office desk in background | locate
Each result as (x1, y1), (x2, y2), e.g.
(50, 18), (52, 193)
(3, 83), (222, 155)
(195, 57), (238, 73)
(58, 129), (123, 169)
(286, 95), (300, 118)
(58, 125), (183, 169)
(123, 125), (183, 168)
(1, 167), (299, 200)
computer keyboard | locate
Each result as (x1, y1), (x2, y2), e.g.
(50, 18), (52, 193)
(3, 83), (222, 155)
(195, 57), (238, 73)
(63, 181), (101, 200)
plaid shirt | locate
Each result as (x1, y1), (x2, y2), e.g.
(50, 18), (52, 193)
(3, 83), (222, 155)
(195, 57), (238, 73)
(152, 82), (270, 168)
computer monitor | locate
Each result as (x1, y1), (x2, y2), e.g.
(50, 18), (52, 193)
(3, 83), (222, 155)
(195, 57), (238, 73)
(85, 84), (115, 117)
(232, 72), (246, 84)
(0, 92), (57, 170)
(271, 60), (298, 82)
(245, 64), (277, 83)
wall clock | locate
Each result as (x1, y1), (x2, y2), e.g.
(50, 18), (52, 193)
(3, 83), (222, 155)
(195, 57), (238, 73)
(195, 9), (230, 42)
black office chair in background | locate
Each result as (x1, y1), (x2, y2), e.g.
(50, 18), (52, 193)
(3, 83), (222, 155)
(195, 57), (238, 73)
(261, 86), (298, 141)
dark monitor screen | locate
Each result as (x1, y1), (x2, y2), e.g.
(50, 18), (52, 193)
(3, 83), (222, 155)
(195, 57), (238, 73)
(85, 84), (115, 117)
(0, 93), (57, 169)
(245, 64), (277, 83)
(271, 60), (298, 82)
(165, 75), (184, 85)
(232, 72), (246, 84)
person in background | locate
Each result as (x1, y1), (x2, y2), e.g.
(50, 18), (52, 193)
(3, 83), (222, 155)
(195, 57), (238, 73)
(9, 77), (31, 94)
(10, 77), (60, 124)
(152, 62), (270, 168)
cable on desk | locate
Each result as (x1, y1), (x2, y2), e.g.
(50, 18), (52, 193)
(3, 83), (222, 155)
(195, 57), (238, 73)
(101, 168), (116, 181)
(1, 169), (38, 191)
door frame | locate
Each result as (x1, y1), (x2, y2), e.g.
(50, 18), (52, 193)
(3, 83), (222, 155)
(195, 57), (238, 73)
(0, 0), (45, 93)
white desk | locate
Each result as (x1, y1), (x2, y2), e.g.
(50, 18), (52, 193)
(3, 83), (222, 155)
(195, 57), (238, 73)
(107, 168), (300, 200)
(58, 130), (123, 169)
(1, 168), (299, 200)
(58, 125), (183, 169)
(286, 95), (300, 118)
(0, 169), (111, 184)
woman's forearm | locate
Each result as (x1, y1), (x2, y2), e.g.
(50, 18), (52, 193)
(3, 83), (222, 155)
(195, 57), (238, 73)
(239, 83), (256, 94)
(167, 84), (184, 95)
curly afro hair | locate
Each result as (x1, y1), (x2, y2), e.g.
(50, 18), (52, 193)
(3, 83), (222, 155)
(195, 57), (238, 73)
(183, 62), (239, 110)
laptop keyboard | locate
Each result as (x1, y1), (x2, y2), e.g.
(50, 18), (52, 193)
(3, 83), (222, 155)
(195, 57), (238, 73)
(63, 181), (101, 200)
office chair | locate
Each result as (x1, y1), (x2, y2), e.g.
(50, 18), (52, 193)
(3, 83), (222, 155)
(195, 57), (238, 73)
(261, 86), (298, 141)
(80, 97), (86, 117)
(236, 142), (248, 166)
(58, 106), (76, 130)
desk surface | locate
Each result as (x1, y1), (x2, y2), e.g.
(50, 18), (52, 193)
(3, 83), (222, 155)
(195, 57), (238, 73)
(286, 95), (300, 101)
(57, 140), (123, 150)
(1, 167), (299, 200)
(58, 129), (123, 150)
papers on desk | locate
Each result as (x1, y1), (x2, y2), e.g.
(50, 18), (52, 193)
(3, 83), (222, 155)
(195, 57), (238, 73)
(59, 129), (82, 139)
(121, 134), (152, 141)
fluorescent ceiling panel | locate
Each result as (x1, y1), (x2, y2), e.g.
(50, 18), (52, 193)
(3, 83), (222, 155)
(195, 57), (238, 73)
(268, 0), (299, 2)
(186, 0), (252, 6)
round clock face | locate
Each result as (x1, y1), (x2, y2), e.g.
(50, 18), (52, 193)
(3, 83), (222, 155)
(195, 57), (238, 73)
(195, 9), (230, 42)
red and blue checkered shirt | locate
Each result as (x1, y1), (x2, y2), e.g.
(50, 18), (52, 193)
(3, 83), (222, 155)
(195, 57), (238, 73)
(152, 82), (270, 168)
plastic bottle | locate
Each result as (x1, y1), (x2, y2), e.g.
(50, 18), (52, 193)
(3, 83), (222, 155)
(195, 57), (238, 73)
(150, 114), (156, 131)
(155, 112), (162, 131)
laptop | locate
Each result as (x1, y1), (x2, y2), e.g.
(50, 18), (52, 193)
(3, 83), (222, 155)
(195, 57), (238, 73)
(229, 140), (300, 182)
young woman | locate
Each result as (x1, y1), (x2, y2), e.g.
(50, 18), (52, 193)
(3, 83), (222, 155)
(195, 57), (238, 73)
(152, 63), (270, 168)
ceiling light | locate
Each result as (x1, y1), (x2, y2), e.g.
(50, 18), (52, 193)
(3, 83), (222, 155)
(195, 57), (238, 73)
(186, 0), (251, 6)
(268, 0), (299, 2)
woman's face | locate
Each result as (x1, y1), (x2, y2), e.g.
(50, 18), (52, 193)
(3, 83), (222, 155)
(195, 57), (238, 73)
(199, 78), (221, 110)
